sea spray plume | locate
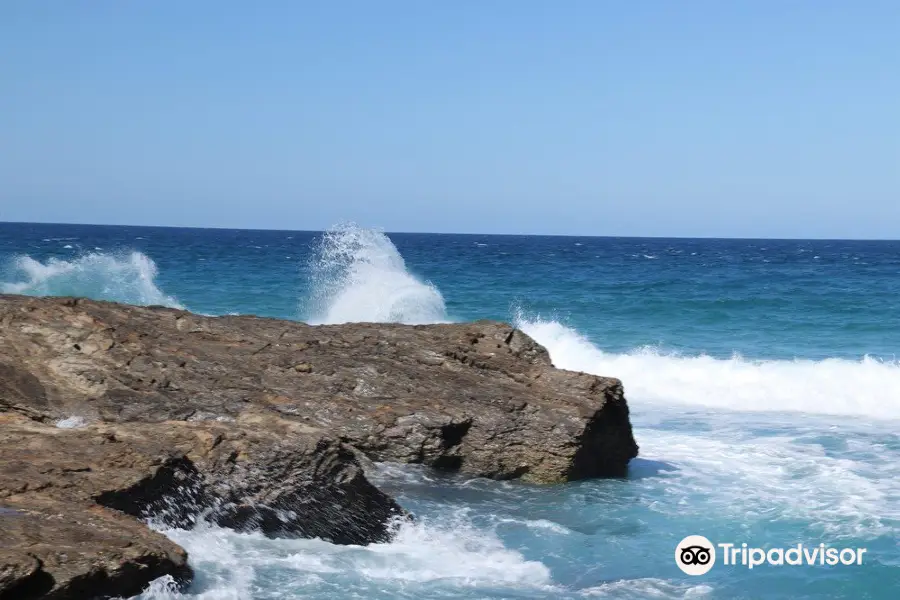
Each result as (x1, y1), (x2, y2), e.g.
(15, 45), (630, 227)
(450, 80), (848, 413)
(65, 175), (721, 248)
(304, 223), (448, 324)
(0, 251), (183, 308)
(513, 310), (900, 420)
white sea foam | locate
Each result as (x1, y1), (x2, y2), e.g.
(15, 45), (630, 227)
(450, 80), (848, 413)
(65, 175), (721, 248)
(516, 314), (900, 420)
(1, 251), (182, 308)
(581, 579), (713, 598)
(497, 517), (572, 535)
(634, 423), (899, 539)
(130, 514), (551, 599)
(352, 514), (551, 585)
(304, 223), (447, 325)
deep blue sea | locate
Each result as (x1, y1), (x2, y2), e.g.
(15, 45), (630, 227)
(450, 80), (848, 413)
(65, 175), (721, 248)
(1, 222), (898, 599)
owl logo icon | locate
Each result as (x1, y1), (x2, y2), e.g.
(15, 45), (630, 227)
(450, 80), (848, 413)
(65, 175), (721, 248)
(675, 535), (716, 575)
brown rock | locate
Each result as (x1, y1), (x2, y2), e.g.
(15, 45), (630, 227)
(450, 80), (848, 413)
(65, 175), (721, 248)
(0, 294), (639, 597)
(0, 412), (403, 542)
(0, 497), (189, 600)
(0, 295), (637, 483)
(0, 409), (403, 597)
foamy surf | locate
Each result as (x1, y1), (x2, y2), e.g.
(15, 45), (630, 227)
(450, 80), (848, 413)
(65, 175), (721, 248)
(0, 251), (182, 308)
(304, 223), (448, 325)
(128, 513), (554, 600)
(515, 314), (900, 421)
(633, 423), (899, 539)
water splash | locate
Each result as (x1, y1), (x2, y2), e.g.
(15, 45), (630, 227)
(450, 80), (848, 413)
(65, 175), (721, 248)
(304, 224), (447, 324)
(129, 512), (551, 600)
(1, 251), (182, 308)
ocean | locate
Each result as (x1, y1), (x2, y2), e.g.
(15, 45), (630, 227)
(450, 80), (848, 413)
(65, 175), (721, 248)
(1, 221), (898, 599)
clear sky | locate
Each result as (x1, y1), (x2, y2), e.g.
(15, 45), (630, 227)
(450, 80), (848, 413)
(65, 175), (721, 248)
(1, 1), (898, 238)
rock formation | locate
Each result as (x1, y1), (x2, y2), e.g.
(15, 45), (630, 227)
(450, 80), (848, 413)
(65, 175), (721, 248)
(0, 295), (638, 598)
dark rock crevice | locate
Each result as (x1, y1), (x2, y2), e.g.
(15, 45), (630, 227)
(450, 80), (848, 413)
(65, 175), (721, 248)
(94, 455), (206, 529)
(440, 420), (471, 449)
(568, 390), (639, 479)
(0, 556), (54, 600)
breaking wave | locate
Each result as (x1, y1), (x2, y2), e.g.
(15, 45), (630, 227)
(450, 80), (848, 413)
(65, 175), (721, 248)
(515, 314), (900, 420)
(304, 224), (447, 325)
(0, 251), (182, 308)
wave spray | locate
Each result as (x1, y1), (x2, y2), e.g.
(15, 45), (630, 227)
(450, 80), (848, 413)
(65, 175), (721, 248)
(304, 224), (448, 325)
(1, 251), (182, 308)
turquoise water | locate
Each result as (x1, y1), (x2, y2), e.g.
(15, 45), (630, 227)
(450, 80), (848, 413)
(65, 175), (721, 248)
(1, 222), (898, 599)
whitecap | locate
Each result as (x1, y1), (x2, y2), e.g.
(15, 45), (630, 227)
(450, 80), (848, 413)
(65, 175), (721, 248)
(515, 313), (900, 421)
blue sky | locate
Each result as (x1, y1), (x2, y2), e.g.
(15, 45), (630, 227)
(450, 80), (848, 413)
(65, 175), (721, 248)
(1, 1), (898, 237)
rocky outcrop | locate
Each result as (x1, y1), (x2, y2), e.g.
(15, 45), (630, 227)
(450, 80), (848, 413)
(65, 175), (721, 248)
(0, 409), (403, 599)
(0, 295), (638, 597)
(0, 492), (189, 600)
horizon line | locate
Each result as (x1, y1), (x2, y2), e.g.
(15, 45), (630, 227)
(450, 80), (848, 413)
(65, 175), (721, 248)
(0, 219), (897, 243)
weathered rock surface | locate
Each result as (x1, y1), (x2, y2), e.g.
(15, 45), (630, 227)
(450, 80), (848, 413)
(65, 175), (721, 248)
(0, 408), (402, 598)
(0, 294), (638, 597)
(0, 490), (189, 600)
(0, 295), (638, 482)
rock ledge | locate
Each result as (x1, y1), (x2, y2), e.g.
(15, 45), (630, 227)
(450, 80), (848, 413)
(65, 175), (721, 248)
(0, 295), (638, 597)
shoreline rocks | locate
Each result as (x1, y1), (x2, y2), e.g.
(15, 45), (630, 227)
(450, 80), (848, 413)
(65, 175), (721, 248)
(0, 295), (638, 597)
(0, 491), (190, 600)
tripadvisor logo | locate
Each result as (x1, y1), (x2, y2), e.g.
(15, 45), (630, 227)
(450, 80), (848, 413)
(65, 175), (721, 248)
(675, 535), (716, 575)
(675, 535), (867, 575)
